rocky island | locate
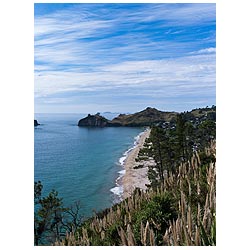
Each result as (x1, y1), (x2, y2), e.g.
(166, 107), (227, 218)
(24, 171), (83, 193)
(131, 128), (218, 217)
(34, 120), (40, 126)
(78, 113), (109, 127)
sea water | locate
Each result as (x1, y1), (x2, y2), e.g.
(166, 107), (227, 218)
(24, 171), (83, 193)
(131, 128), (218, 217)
(34, 113), (143, 218)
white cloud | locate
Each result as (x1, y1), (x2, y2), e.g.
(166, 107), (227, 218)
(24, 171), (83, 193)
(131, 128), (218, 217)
(34, 3), (216, 69)
(190, 47), (216, 55)
(34, 3), (216, 112)
(35, 19), (112, 45)
(109, 3), (215, 27)
(35, 51), (215, 100)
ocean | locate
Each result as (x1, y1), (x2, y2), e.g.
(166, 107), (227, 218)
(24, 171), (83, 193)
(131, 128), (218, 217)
(34, 113), (143, 218)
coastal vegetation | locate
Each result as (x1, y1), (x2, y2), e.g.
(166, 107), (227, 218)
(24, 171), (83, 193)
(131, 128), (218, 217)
(137, 107), (216, 188)
(53, 142), (215, 246)
(34, 181), (84, 245)
(35, 105), (216, 246)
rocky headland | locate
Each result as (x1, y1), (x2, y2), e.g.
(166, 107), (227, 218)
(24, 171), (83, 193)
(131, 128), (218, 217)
(77, 107), (177, 127)
(78, 113), (109, 127)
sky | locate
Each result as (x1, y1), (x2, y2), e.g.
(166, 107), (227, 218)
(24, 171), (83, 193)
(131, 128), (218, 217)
(34, 3), (216, 114)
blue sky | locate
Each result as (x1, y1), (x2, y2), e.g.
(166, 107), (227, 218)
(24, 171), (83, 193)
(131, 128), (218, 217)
(34, 3), (216, 113)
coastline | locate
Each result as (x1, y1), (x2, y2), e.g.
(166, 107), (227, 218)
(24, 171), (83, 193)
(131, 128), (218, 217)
(121, 128), (151, 199)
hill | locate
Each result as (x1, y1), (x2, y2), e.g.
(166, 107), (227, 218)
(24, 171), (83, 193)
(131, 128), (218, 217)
(78, 107), (177, 127)
(110, 107), (177, 126)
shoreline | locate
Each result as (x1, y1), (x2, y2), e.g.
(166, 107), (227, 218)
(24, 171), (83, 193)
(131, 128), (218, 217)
(110, 128), (153, 202)
(121, 128), (151, 199)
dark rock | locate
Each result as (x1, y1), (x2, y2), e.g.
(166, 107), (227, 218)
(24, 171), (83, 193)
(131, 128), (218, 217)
(34, 120), (40, 126)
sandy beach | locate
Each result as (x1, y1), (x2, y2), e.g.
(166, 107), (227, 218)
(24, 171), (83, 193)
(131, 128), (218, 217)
(121, 128), (154, 199)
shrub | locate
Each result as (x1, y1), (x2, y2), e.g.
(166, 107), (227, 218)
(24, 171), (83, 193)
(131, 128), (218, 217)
(132, 192), (177, 245)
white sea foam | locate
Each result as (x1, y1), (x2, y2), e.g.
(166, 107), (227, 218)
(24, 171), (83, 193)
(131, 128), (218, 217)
(116, 169), (126, 182)
(110, 186), (124, 196)
(134, 131), (145, 145)
(119, 145), (136, 166)
(119, 156), (127, 165)
(118, 169), (126, 175)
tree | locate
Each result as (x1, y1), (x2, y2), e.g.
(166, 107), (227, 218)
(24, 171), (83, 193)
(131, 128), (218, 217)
(34, 181), (43, 204)
(137, 127), (174, 187)
(62, 201), (84, 233)
(196, 120), (216, 148)
(174, 114), (195, 162)
(175, 114), (187, 161)
(34, 182), (84, 245)
(136, 108), (216, 188)
(34, 187), (66, 245)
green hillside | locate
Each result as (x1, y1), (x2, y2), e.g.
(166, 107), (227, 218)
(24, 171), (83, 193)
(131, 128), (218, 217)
(110, 107), (177, 126)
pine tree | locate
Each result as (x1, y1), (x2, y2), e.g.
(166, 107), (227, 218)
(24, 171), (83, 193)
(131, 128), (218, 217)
(34, 187), (66, 245)
(175, 114), (186, 161)
(137, 126), (174, 187)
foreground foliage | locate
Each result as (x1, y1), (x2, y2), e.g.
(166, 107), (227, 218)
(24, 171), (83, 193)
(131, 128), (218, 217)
(34, 183), (84, 245)
(55, 141), (216, 246)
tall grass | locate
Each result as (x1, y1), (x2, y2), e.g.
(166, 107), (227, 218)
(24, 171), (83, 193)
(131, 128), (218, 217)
(55, 141), (216, 246)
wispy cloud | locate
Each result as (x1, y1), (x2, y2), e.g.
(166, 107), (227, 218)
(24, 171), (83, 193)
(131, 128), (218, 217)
(35, 51), (215, 98)
(34, 3), (216, 113)
(190, 47), (216, 55)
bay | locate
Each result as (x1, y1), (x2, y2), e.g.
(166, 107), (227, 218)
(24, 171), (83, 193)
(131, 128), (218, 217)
(34, 113), (143, 218)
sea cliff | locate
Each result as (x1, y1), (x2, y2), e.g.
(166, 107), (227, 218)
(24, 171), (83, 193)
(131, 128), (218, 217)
(78, 113), (109, 127)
